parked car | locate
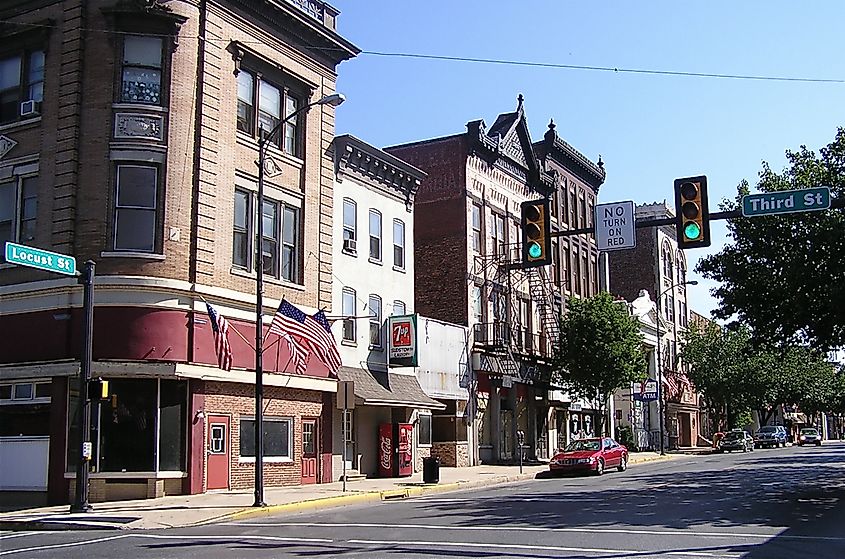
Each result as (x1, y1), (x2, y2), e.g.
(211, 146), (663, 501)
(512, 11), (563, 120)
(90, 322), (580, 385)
(797, 428), (822, 446)
(549, 437), (628, 476)
(754, 425), (788, 448)
(720, 429), (755, 453)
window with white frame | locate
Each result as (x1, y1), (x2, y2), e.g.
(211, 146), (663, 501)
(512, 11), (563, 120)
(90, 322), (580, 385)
(392, 300), (406, 316)
(113, 165), (158, 253)
(236, 69), (304, 157)
(0, 175), (37, 250)
(1, 49), (45, 124)
(232, 189), (302, 283)
(342, 288), (356, 342)
(368, 294), (382, 348)
(239, 417), (292, 460)
(663, 247), (674, 282)
(0, 381), (50, 404)
(121, 36), (162, 105)
(369, 209), (381, 261)
(342, 198), (356, 252)
(472, 285), (482, 324)
(492, 213), (506, 256)
(471, 202), (482, 253)
(393, 219), (405, 269)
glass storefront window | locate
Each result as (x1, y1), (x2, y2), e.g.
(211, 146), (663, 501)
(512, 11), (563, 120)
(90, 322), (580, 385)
(159, 380), (187, 471)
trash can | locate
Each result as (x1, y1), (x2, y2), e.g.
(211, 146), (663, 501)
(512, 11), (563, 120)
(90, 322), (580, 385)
(422, 456), (440, 484)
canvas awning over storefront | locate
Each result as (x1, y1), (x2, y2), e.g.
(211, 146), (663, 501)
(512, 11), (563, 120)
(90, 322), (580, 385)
(337, 366), (445, 409)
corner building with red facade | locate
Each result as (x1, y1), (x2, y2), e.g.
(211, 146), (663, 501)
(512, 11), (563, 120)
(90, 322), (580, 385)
(0, 0), (358, 504)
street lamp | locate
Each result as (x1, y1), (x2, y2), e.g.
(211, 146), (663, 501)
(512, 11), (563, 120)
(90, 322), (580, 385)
(253, 92), (345, 507)
(656, 279), (697, 456)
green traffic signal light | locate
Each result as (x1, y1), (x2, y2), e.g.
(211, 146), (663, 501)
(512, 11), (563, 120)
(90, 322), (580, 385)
(528, 242), (542, 259)
(683, 221), (701, 240)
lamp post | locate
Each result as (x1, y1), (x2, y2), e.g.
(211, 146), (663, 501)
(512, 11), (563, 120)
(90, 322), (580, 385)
(253, 92), (345, 507)
(656, 279), (697, 456)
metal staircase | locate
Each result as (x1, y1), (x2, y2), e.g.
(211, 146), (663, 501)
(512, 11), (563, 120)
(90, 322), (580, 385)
(527, 265), (560, 352)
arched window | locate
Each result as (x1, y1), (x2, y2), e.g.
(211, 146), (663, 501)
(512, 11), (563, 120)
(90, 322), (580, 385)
(662, 243), (674, 282)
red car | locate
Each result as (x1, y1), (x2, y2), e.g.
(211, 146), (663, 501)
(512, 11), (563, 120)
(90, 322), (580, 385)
(549, 437), (628, 476)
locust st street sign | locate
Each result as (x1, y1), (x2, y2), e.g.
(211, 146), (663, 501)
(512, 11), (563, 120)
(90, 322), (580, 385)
(4, 242), (77, 276)
(742, 186), (831, 217)
(595, 200), (636, 251)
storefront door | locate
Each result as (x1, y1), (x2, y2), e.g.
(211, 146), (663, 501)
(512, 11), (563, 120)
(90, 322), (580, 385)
(301, 418), (318, 485)
(206, 415), (229, 490)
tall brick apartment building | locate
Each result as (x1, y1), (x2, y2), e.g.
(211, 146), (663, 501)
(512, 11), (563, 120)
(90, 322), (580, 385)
(607, 202), (704, 449)
(386, 98), (605, 464)
(0, 0), (357, 503)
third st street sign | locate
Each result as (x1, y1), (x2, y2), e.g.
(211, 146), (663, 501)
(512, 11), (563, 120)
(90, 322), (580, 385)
(742, 186), (831, 217)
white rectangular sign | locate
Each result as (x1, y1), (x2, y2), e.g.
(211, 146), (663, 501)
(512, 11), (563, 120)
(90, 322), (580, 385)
(595, 201), (636, 251)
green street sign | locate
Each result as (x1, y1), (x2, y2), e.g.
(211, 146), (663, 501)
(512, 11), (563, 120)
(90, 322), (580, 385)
(742, 186), (831, 217)
(4, 242), (77, 276)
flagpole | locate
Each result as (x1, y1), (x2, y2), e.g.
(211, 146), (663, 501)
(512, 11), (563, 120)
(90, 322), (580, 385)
(197, 294), (256, 352)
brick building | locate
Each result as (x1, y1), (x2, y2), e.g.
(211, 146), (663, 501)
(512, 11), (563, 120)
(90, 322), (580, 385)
(607, 202), (704, 449)
(385, 97), (605, 463)
(0, 0), (357, 503)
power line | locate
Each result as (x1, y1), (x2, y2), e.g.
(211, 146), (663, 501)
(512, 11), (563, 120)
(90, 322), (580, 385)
(2, 18), (843, 84)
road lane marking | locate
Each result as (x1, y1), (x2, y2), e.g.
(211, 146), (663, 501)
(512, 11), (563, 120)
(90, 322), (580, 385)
(238, 521), (845, 542)
(0, 533), (39, 541)
(132, 534), (333, 544)
(346, 538), (740, 558)
(0, 534), (130, 556)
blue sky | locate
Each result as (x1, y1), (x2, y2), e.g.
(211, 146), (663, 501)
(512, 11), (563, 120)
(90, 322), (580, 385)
(329, 1), (845, 318)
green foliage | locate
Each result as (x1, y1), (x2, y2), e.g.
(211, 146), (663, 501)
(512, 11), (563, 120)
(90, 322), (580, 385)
(697, 127), (845, 351)
(554, 292), (648, 436)
(615, 424), (638, 451)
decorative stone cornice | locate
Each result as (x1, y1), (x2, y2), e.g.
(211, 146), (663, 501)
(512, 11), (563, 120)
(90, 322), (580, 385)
(539, 120), (606, 191)
(334, 134), (425, 208)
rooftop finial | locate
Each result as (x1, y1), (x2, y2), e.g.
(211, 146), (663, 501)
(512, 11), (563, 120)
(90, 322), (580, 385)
(597, 154), (604, 168)
(517, 93), (524, 111)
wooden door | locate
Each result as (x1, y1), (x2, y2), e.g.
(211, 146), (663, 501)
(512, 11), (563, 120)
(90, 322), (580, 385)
(207, 415), (229, 490)
(301, 418), (318, 485)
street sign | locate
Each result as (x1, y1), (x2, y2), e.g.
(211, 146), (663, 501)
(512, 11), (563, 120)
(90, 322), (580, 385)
(4, 242), (77, 276)
(595, 201), (636, 251)
(633, 379), (659, 402)
(337, 380), (355, 410)
(742, 186), (831, 217)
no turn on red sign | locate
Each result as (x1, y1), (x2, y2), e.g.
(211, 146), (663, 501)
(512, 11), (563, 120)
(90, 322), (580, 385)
(595, 201), (636, 251)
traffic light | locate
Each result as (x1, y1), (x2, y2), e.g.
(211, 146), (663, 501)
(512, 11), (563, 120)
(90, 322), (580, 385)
(520, 198), (551, 267)
(88, 378), (109, 401)
(674, 175), (711, 249)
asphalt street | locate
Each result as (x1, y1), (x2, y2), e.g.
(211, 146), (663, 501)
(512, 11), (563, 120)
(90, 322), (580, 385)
(3, 442), (845, 559)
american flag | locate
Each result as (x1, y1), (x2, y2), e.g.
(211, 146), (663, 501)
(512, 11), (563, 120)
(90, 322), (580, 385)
(205, 302), (233, 371)
(280, 332), (309, 375)
(662, 372), (679, 396)
(268, 300), (341, 374)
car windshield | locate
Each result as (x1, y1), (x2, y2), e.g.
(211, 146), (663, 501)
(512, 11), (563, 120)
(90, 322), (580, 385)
(758, 426), (777, 432)
(725, 432), (745, 440)
(564, 440), (601, 452)
(801, 429), (818, 435)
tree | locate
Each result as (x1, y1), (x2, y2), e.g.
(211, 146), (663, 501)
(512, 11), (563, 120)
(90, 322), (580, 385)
(554, 292), (648, 437)
(697, 127), (845, 351)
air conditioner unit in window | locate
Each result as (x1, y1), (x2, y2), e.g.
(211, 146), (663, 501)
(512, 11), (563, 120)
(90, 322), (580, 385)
(20, 100), (42, 117)
(342, 238), (357, 253)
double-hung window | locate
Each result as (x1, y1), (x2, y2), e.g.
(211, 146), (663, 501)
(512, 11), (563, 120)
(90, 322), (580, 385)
(471, 203), (482, 253)
(342, 199), (356, 252)
(0, 49), (45, 124)
(0, 175), (37, 250)
(342, 288), (356, 342)
(114, 165), (158, 252)
(121, 36), (162, 105)
(232, 189), (301, 283)
(368, 294), (382, 348)
(392, 300), (406, 316)
(393, 219), (405, 269)
(492, 214), (505, 256)
(236, 70), (303, 157)
(369, 209), (381, 261)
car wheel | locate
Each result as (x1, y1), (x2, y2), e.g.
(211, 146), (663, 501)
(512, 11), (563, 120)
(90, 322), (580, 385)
(617, 456), (628, 472)
(595, 459), (604, 476)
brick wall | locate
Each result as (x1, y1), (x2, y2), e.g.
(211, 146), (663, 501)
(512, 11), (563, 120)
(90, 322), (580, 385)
(607, 227), (657, 302)
(202, 381), (324, 489)
(415, 445), (431, 473)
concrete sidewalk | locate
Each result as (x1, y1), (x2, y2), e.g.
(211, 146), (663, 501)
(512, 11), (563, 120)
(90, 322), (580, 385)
(0, 452), (677, 531)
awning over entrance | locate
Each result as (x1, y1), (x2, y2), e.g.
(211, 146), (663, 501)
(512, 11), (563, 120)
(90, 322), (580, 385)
(337, 366), (445, 410)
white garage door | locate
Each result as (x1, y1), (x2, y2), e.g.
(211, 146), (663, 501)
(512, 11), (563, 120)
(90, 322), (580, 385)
(0, 436), (49, 491)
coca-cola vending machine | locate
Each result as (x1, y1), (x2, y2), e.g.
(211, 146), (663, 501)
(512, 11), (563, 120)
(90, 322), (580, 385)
(378, 423), (413, 477)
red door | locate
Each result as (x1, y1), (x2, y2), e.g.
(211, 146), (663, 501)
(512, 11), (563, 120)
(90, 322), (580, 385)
(301, 419), (318, 485)
(207, 415), (230, 490)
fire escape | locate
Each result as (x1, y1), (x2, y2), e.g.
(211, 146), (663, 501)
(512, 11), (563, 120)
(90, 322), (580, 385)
(471, 243), (560, 388)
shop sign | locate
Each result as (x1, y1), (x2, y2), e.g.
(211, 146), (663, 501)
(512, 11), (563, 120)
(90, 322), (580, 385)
(388, 314), (418, 367)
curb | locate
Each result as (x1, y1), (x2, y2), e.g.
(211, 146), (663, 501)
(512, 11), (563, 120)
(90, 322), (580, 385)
(0, 454), (680, 531)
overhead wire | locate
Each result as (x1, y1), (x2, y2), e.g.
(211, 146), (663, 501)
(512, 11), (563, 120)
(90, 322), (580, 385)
(2, 18), (843, 84)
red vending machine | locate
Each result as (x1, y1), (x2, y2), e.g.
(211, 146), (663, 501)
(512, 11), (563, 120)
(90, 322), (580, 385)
(378, 423), (413, 477)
